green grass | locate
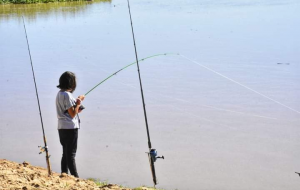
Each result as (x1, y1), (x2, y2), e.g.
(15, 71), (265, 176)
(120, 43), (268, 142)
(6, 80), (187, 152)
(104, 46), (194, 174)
(130, 185), (166, 190)
(1, 0), (102, 4)
(87, 178), (109, 187)
(87, 178), (166, 190)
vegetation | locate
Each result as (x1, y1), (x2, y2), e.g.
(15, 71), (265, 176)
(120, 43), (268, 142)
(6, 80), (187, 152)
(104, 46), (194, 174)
(1, 0), (110, 4)
(0, 0), (111, 21)
(3, 0), (72, 4)
(133, 187), (164, 190)
(87, 178), (165, 190)
(87, 178), (109, 187)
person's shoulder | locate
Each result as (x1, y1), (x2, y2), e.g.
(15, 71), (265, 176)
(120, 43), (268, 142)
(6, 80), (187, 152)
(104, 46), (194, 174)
(58, 90), (71, 97)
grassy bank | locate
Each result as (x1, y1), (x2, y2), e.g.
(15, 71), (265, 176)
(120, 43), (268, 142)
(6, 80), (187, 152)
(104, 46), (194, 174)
(2, 0), (83, 4)
(1, 0), (109, 4)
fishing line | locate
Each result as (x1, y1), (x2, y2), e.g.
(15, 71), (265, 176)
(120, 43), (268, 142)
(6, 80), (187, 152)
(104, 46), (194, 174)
(118, 70), (277, 120)
(147, 91), (277, 120)
(180, 54), (300, 115)
(84, 52), (293, 117)
(111, 76), (277, 120)
(96, 68), (217, 123)
(85, 54), (277, 120)
(22, 16), (52, 176)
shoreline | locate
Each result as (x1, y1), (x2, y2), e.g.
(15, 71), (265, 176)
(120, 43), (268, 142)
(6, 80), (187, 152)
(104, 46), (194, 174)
(0, 159), (161, 190)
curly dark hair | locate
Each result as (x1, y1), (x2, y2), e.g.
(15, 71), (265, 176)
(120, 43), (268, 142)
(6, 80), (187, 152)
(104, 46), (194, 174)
(57, 71), (77, 93)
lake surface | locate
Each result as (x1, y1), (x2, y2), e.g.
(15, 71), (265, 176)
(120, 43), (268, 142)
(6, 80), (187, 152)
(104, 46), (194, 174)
(1, 0), (300, 189)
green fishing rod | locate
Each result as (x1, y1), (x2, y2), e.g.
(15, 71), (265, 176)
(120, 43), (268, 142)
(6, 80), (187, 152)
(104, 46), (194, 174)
(126, 0), (164, 186)
(84, 53), (178, 96)
(22, 16), (52, 176)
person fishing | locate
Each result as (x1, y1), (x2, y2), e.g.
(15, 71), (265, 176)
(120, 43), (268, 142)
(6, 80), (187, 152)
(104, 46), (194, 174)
(56, 71), (85, 178)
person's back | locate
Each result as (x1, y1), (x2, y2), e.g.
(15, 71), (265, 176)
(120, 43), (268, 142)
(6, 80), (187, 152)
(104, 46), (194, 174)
(56, 90), (79, 130)
(56, 71), (85, 178)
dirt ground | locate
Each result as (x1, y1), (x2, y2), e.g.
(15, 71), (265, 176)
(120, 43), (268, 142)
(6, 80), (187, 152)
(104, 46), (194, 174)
(0, 159), (151, 190)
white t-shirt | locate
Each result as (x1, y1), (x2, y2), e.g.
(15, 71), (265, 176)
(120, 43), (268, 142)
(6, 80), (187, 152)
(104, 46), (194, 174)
(56, 90), (79, 129)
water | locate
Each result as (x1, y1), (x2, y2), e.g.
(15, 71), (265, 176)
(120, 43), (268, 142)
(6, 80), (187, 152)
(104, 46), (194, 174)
(1, 0), (300, 189)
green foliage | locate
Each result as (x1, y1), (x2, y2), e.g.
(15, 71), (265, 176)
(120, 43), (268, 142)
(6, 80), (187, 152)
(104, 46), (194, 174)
(87, 178), (166, 190)
(133, 187), (165, 190)
(87, 178), (108, 187)
(1, 0), (91, 4)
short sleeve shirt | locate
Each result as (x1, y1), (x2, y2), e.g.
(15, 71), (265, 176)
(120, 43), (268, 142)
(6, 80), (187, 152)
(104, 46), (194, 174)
(56, 90), (79, 129)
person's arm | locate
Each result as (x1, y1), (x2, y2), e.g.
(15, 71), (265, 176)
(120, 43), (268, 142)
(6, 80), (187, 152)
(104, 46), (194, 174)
(67, 95), (85, 118)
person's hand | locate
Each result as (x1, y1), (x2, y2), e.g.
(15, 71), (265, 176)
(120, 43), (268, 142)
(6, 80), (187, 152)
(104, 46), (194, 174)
(76, 98), (82, 105)
(78, 95), (85, 101)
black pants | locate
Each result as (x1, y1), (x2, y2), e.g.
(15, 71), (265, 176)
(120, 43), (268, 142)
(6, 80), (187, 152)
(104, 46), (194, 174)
(58, 129), (79, 177)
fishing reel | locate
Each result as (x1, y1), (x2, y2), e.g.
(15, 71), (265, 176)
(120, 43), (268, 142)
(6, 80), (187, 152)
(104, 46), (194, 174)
(79, 105), (85, 111)
(38, 146), (50, 158)
(148, 149), (164, 162)
(64, 105), (85, 114)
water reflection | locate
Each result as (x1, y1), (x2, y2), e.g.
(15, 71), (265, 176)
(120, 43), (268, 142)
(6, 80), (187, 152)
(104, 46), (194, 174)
(0, 0), (111, 21)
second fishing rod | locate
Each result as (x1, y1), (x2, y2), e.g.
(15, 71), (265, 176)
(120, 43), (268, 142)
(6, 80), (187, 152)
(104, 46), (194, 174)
(22, 16), (52, 176)
(126, 0), (164, 186)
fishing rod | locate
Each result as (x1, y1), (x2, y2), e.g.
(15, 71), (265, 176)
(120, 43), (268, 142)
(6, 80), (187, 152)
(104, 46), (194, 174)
(84, 53), (178, 96)
(22, 16), (52, 176)
(126, 0), (164, 186)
